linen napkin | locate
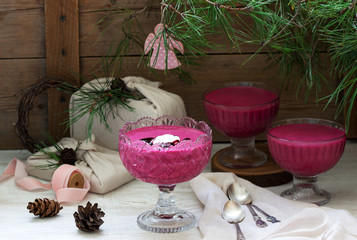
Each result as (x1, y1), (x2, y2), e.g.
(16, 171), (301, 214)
(26, 136), (134, 194)
(190, 172), (357, 240)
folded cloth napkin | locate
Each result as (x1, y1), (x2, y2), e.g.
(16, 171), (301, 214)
(190, 172), (357, 240)
(70, 76), (187, 150)
(26, 136), (134, 194)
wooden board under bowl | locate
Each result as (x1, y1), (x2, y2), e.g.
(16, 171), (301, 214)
(211, 143), (292, 187)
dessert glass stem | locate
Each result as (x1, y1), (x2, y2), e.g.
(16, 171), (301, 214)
(231, 137), (255, 155)
(137, 184), (196, 233)
(155, 185), (178, 218)
(218, 136), (267, 168)
(281, 175), (331, 206)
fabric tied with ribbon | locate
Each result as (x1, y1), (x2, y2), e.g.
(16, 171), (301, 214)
(70, 76), (187, 151)
(26, 136), (134, 194)
(0, 159), (90, 203)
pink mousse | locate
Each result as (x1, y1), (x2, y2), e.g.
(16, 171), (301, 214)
(267, 123), (346, 176)
(119, 125), (212, 185)
(204, 86), (279, 138)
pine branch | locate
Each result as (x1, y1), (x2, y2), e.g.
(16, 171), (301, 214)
(64, 74), (144, 138)
(124, 0), (150, 22)
(91, 0), (357, 131)
(33, 134), (79, 170)
(204, 0), (252, 12)
(261, 0), (302, 47)
(161, 2), (185, 17)
(340, 0), (356, 15)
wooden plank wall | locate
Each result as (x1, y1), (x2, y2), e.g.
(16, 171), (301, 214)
(0, 0), (353, 150)
(0, 0), (46, 150)
(45, 0), (80, 139)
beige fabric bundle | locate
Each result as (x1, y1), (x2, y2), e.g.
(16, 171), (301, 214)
(69, 76), (187, 150)
(26, 136), (134, 194)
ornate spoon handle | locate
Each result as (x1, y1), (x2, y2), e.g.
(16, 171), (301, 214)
(252, 204), (281, 223)
(246, 204), (268, 228)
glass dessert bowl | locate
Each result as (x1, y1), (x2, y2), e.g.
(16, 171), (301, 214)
(203, 81), (279, 168)
(118, 116), (212, 233)
(267, 118), (346, 206)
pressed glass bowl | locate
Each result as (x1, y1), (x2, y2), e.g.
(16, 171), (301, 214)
(118, 116), (212, 233)
(203, 81), (279, 168)
(267, 118), (346, 205)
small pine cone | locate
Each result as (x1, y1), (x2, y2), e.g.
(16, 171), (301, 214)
(73, 202), (105, 232)
(60, 148), (77, 165)
(110, 78), (127, 91)
(27, 198), (63, 218)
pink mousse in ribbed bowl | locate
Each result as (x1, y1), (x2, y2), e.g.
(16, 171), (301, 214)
(267, 119), (346, 176)
(118, 116), (212, 185)
(204, 84), (279, 138)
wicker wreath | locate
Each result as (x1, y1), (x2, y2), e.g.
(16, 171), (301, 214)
(14, 78), (73, 153)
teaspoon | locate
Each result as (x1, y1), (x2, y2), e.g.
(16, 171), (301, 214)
(222, 200), (246, 240)
(227, 183), (268, 228)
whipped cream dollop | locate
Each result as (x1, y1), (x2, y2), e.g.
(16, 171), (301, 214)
(152, 134), (180, 145)
(140, 134), (191, 148)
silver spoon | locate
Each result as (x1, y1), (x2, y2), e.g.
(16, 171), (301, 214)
(227, 183), (268, 228)
(228, 183), (280, 224)
(222, 200), (246, 240)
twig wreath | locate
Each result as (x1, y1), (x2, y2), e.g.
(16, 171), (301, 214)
(14, 78), (71, 153)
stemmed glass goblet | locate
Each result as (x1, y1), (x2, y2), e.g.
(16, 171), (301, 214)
(203, 81), (279, 168)
(267, 118), (346, 205)
(118, 116), (212, 233)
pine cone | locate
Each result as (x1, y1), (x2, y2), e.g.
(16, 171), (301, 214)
(60, 148), (77, 165)
(73, 202), (105, 232)
(110, 78), (127, 91)
(27, 198), (63, 218)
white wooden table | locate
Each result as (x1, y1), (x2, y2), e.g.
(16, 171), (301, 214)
(0, 141), (356, 239)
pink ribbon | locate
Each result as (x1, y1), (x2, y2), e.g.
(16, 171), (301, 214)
(0, 158), (90, 203)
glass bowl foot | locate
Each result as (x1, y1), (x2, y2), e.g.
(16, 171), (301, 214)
(280, 175), (331, 206)
(137, 209), (196, 233)
(218, 147), (267, 168)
